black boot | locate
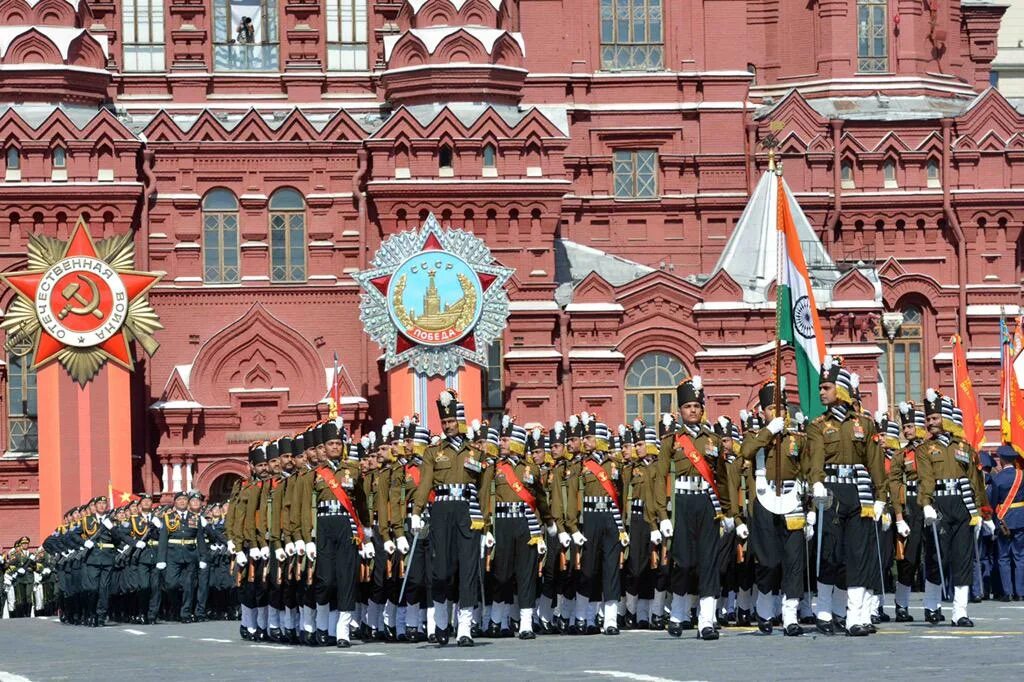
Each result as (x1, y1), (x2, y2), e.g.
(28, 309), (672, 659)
(815, 619), (835, 636)
(895, 606), (914, 622)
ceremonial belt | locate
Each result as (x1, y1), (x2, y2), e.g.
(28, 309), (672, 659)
(934, 478), (981, 526)
(432, 483), (485, 530)
(168, 539), (197, 546)
(496, 462), (542, 540)
(997, 469), (1024, 521)
(825, 463), (875, 518)
(147, 541), (160, 547)
(97, 543), (115, 549)
(673, 434), (723, 518)
(315, 467), (364, 544)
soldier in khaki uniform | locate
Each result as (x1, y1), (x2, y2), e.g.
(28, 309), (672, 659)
(229, 444), (269, 640)
(889, 401), (927, 622)
(411, 390), (487, 647)
(806, 356), (886, 637)
(399, 424), (432, 641)
(657, 377), (728, 640)
(917, 390), (993, 626)
(740, 380), (812, 636)
(621, 423), (662, 629)
(266, 437), (296, 641)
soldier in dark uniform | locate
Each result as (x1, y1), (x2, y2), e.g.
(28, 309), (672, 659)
(79, 495), (123, 626)
(889, 401), (927, 621)
(126, 493), (162, 623)
(657, 377), (728, 640)
(5, 536), (34, 618)
(807, 356), (885, 636)
(917, 390), (993, 626)
(156, 490), (209, 623)
(740, 380), (811, 636)
(411, 389), (487, 647)
(991, 444), (1024, 601)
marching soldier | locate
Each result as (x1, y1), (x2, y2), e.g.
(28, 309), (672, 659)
(127, 493), (162, 624)
(657, 377), (727, 640)
(156, 490), (209, 623)
(396, 424), (432, 642)
(807, 356), (886, 636)
(229, 443), (269, 640)
(872, 417), (900, 623)
(79, 495), (122, 626)
(917, 390), (993, 626)
(410, 389), (487, 647)
(621, 423), (661, 629)
(890, 401), (927, 622)
(266, 437), (295, 641)
(739, 380), (811, 636)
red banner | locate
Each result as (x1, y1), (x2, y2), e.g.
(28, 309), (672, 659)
(951, 334), (984, 451)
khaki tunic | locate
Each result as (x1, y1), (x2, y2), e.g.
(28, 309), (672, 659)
(805, 413), (886, 500)
(411, 439), (487, 516)
(914, 436), (990, 511)
(655, 425), (728, 522)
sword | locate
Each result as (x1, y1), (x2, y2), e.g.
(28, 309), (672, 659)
(930, 514), (946, 602)
(815, 497), (827, 579)
(397, 528), (422, 605)
(873, 518), (887, 616)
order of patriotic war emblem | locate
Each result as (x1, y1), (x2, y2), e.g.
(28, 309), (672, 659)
(35, 256), (128, 348)
(355, 213), (513, 376)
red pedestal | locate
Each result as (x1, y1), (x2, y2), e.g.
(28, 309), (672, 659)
(387, 364), (482, 434)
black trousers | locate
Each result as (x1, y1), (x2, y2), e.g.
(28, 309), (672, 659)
(401, 523), (431, 608)
(750, 500), (806, 598)
(492, 516), (539, 608)
(925, 496), (975, 587)
(625, 511), (657, 600)
(669, 493), (721, 599)
(897, 494), (925, 586)
(429, 501), (480, 606)
(369, 534), (388, 605)
(314, 515), (360, 611)
(580, 509), (623, 603)
(819, 482), (874, 589)
(540, 533), (559, 602)
(83, 561), (113, 619)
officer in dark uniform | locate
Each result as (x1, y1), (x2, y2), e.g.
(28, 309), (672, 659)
(156, 490), (209, 623)
(126, 493), (162, 623)
(991, 444), (1024, 600)
(79, 495), (123, 626)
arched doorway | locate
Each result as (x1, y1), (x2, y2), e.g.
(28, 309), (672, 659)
(624, 351), (689, 422)
(208, 472), (243, 503)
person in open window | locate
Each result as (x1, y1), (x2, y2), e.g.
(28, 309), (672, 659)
(236, 16), (255, 44)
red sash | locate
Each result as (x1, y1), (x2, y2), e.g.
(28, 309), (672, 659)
(315, 466), (364, 543)
(407, 465), (435, 503)
(583, 459), (621, 511)
(674, 434), (719, 498)
(496, 462), (538, 514)
(997, 468), (1024, 521)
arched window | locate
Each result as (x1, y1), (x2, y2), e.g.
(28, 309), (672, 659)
(5, 147), (20, 181)
(840, 160), (854, 189)
(213, 0), (279, 71)
(625, 351), (688, 422)
(857, 0), (888, 73)
(52, 146), (66, 168)
(483, 144), (496, 168)
(892, 304), (923, 406)
(202, 189), (240, 283)
(883, 159), (897, 188)
(926, 158), (940, 188)
(269, 188), (306, 283)
(439, 145), (453, 170)
(600, 0), (663, 70)
(7, 351), (38, 454)
(326, 0), (368, 70)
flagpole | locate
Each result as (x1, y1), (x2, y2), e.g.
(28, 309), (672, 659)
(770, 138), (784, 495)
(950, 334), (958, 408)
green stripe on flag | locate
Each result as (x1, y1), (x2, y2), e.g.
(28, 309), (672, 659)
(778, 284), (826, 418)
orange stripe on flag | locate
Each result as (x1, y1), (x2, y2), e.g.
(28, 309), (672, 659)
(776, 176), (826, 361)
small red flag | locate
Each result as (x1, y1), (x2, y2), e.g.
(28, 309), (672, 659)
(951, 334), (984, 451)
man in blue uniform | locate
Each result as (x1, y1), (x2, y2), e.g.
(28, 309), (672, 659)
(990, 445), (1024, 601)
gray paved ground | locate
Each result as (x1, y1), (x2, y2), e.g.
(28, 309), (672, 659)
(1, 601), (1023, 682)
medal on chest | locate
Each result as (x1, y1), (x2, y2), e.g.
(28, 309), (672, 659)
(852, 421), (865, 441)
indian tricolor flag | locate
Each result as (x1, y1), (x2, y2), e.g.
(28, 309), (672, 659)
(775, 175), (827, 418)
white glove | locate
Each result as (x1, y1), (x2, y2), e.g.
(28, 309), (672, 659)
(274, 548), (287, 562)
(305, 542), (317, 559)
(227, 540), (235, 554)
(650, 529), (663, 545)
(620, 533), (630, 548)
(881, 513), (892, 532)
(235, 551), (247, 566)
(546, 522), (558, 537)
(102, 517), (114, 530)
(199, 561), (208, 570)
(873, 500), (886, 522)
(812, 482), (828, 504)
(659, 519), (673, 537)
(410, 514), (424, 532)
(17, 568), (26, 575)
(804, 524), (814, 541)
(135, 540), (146, 550)
(923, 505), (938, 526)
(983, 519), (996, 535)
(483, 532), (496, 549)
(537, 541), (547, 556)
(248, 547), (260, 560)
(3, 574), (11, 585)
(384, 540), (396, 555)
(396, 536), (410, 555)
(722, 517), (736, 533)
(296, 541), (306, 556)
(767, 416), (786, 435)
(260, 546), (270, 560)
(156, 562), (166, 570)
(84, 540), (95, 549)
(362, 527), (374, 540)
(360, 543), (375, 560)
(33, 573), (42, 584)
(571, 531), (587, 546)
(806, 510), (817, 528)
(736, 523), (749, 540)
(284, 542), (296, 557)
(558, 532), (572, 548)
(42, 568), (51, 576)
(896, 519), (911, 537)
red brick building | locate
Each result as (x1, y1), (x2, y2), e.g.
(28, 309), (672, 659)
(0, 0), (1021, 545)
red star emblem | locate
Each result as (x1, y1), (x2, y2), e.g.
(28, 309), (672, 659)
(1, 219), (160, 373)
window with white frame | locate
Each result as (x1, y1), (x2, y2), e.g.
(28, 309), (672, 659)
(7, 351), (37, 454)
(326, 0), (368, 70)
(857, 0), (888, 73)
(122, 0), (165, 71)
(600, 0), (664, 70)
(213, 0), (279, 71)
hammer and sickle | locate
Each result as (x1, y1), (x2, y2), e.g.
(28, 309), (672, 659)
(58, 274), (103, 320)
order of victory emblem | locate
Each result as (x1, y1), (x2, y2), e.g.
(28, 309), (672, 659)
(355, 213), (513, 376)
(0, 217), (164, 385)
